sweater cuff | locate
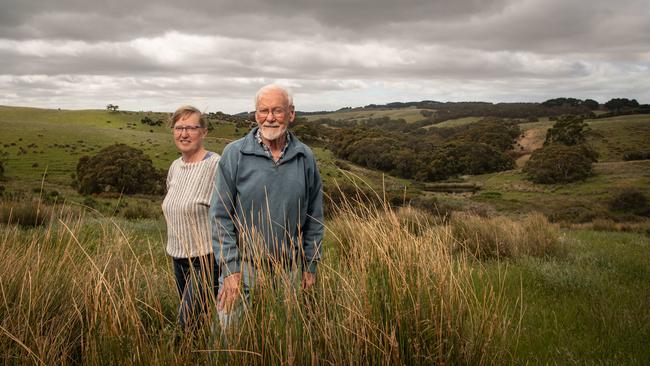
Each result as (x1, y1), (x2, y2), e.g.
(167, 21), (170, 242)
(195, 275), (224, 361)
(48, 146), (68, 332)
(223, 260), (241, 277)
(302, 260), (319, 273)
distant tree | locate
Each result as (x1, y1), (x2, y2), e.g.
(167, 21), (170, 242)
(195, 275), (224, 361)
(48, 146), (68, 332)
(106, 104), (119, 112)
(524, 144), (594, 184)
(0, 160), (4, 178)
(542, 98), (583, 108)
(583, 99), (599, 110)
(544, 115), (589, 146)
(604, 98), (639, 110)
(76, 144), (164, 195)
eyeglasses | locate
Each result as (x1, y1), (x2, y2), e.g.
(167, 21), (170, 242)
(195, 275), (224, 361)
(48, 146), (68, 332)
(256, 107), (288, 119)
(173, 125), (204, 134)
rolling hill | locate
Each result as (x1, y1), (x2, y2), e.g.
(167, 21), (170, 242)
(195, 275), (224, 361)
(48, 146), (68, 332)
(1, 104), (649, 223)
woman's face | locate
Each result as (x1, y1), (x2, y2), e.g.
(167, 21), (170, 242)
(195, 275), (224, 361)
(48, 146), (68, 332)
(172, 113), (206, 156)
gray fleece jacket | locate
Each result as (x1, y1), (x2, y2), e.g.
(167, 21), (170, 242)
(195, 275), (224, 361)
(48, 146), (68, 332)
(211, 127), (323, 276)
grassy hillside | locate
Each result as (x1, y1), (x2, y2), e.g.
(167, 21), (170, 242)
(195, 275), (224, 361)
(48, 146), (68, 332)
(467, 159), (650, 223)
(0, 106), (240, 184)
(0, 106), (409, 207)
(1, 105), (649, 364)
(585, 114), (650, 161)
(424, 116), (482, 129)
(305, 106), (430, 124)
(2, 106), (649, 217)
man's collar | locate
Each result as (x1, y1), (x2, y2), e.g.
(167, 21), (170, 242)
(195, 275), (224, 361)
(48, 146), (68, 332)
(254, 128), (291, 149)
(240, 127), (306, 162)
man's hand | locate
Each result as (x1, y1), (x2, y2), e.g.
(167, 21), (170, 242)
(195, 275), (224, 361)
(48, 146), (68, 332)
(217, 272), (242, 313)
(301, 271), (316, 291)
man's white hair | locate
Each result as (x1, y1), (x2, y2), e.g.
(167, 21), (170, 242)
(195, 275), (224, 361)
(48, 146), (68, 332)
(254, 84), (294, 108)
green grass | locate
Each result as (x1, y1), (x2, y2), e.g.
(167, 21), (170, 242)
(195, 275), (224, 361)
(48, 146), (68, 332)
(518, 118), (553, 131)
(0, 106), (240, 185)
(585, 114), (650, 162)
(305, 107), (431, 124)
(0, 106), (412, 206)
(425, 116), (482, 129)
(468, 160), (650, 221)
(483, 229), (650, 364)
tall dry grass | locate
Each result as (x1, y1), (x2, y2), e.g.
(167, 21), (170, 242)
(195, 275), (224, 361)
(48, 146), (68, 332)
(0, 199), (522, 365)
(450, 212), (565, 259)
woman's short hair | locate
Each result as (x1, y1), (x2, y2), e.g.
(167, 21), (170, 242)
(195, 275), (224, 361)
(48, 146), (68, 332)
(169, 105), (207, 128)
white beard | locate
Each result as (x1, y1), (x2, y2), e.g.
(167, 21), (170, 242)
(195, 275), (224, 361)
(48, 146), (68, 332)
(260, 125), (287, 142)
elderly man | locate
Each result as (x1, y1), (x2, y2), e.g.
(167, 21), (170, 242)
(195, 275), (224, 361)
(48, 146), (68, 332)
(212, 84), (323, 315)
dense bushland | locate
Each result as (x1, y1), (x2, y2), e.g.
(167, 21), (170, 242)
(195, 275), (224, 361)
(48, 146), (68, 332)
(324, 118), (517, 181)
(524, 116), (598, 184)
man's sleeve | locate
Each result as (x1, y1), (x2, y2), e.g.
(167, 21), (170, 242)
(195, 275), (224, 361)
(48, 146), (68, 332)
(211, 144), (241, 276)
(301, 154), (324, 273)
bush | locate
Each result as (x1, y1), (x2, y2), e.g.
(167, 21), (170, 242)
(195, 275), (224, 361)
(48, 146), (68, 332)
(544, 201), (610, 224)
(608, 189), (650, 216)
(524, 144), (595, 184)
(76, 144), (165, 195)
(544, 115), (589, 146)
(333, 160), (351, 171)
(323, 181), (379, 217)
(121, 202), (161, 220)
(450, 212), (563, 259)
(409, 195), (453, 221)
(0, 200), (51, 227)
(591, 219), (618, 232)
(622, 150), (650, 161)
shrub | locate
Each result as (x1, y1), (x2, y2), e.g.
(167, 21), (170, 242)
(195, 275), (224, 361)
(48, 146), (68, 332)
(622, 150), (650, 161)
(0, 200), (51, 227)
(544, 115), (589, 146)
(0, 160), (4, 178)
(450, 212), (562, 259)
(76, 144), (165, 195)
(82, 196), (100, 210)
(333, 160), (351, 171)
(121, 202), (160, 220)
(524, 144), (595, 184)
(592, 219), (619, 232)
(409, 195), (453, 221)
(608, 189), (650, 216)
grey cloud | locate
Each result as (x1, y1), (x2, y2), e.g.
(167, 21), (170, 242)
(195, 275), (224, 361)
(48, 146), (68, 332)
(0, 0), (648, 111)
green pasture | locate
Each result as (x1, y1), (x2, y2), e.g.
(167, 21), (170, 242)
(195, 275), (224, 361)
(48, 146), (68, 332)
(424, 116), (482, 129)
(2, 106), (649, 222)
(585, 114), (650, 161)
(518, 118), (553, 131)
(0, 107), (241, 185)
(487, 229), (650, 364)
(468, 160), (650, 221)
(306, 107), (431, 123)
(1, 106), (650, 364)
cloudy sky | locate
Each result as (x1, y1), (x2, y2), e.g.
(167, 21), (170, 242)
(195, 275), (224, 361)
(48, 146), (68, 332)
(1, 0), (648, 113)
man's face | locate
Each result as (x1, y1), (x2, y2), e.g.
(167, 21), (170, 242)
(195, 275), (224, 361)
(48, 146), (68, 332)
(255, 89), (295, 143)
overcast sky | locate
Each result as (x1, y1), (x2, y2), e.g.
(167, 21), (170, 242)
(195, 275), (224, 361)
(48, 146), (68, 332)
(1, 0), (648, 113)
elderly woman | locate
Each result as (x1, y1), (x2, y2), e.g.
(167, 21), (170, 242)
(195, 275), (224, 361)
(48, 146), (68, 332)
(162, 105), (220, 330)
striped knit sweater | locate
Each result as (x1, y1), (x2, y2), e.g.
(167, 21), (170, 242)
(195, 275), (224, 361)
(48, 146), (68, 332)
(162, 153), (220, 258)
